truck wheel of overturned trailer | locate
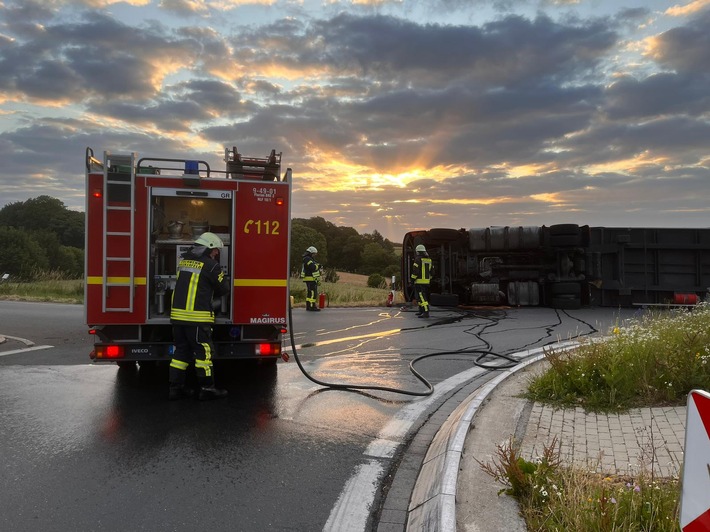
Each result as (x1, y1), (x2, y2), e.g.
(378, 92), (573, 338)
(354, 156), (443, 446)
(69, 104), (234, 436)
(550, 295), (582, 310)
(549, 281), (582, 309)
(549, 224), (580, 236)
(549, 224), (583, 247)
(426, 228), (461, 242)
(550, 282), (582, 297)
(429, 293), (460, 307)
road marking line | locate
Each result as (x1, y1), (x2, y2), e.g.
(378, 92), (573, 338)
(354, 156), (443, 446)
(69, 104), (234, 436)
(324, 341), (583, 531)
(323, 364), (489, 532)
(0, 335), (53, 357)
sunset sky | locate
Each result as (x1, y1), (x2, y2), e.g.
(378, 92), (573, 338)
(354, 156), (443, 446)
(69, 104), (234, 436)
(1, 0), (709, 242)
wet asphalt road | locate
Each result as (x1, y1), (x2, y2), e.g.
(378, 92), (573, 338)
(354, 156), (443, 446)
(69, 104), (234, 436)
(0, 301), (640, 531)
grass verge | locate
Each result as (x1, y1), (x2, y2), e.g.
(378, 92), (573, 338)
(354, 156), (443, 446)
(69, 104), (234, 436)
(526, 303), (710, 412)
(0, 277), (83, 304)
(289, 276), (395, 307)
(480, 437), (680, 531)
(0, 273), (397, 308)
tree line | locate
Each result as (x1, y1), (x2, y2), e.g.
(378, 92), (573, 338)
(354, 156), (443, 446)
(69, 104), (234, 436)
(290, 217), (401, 287)
(0, 196), (401, 284)
(0, 196), (84, 280)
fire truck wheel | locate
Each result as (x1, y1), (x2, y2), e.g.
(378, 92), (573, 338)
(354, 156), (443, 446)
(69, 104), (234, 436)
(116, 361), (136, 370)
(138, 361), (159, 371)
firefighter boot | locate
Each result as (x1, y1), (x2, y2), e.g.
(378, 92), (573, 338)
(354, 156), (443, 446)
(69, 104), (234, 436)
(169, 367), (194, 400)
(169, 384), (194, 401)
(198, 386), (228, 401)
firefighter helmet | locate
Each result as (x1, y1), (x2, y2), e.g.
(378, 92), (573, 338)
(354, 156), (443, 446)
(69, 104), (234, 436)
(195, 232), (224, 249)
(415, 244), (426, 253)
(306, 246), (317, 254)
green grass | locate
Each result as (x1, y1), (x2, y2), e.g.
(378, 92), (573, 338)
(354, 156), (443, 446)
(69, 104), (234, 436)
(289, 276), (394, 307)
(0, 275), (83, 304)
(481, 437), (680, 531)
(526, 303), (710, 412)
(0, 273), (395, 308)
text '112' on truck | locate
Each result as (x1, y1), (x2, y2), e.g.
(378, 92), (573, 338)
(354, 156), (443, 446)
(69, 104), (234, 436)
(84, 145), (291, 368)
(402, 225), (710, 309)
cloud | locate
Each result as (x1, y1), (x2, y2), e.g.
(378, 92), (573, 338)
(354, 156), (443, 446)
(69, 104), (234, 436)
(0, 1), (709, 240)
(644, 7), (710, 74)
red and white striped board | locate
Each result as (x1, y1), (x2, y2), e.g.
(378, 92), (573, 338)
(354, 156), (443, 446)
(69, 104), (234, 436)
(681, 390), (710, 531)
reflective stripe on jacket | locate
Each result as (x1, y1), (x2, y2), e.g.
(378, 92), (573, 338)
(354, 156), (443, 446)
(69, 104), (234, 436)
(171, 250), (230, 324)
(411, 256), (432, 285)
(301, 253), (321, 282)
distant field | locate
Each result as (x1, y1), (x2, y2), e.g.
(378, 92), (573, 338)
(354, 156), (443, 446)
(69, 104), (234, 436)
(335, 271), (369, 286)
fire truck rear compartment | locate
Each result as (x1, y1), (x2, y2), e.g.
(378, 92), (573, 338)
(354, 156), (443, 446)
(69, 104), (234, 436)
(85, 146), (291, 364)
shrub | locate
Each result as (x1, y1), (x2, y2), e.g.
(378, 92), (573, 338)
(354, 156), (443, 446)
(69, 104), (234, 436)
(323, 268), (340, 283)
(367, 273), (386, 289)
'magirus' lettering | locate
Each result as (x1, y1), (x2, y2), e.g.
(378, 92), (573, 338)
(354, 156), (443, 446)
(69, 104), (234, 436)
(250, 317), (286, 324)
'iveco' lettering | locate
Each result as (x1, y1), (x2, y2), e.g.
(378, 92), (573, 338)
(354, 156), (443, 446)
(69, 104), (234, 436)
(131, 348), (149, 354)
(250, 317), (286, 324)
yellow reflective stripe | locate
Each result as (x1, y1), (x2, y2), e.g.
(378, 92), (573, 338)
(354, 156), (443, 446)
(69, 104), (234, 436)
(170, 359), (189, 370)
(196, 342), (213, 377)
(233, 279), (288, 287)
(87, 277), (147, 285)
(186, 272), (199, 310)
(171, 309), (214, 322)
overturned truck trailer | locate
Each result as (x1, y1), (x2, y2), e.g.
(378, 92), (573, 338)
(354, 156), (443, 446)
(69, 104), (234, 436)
(402, 225), (710, 309)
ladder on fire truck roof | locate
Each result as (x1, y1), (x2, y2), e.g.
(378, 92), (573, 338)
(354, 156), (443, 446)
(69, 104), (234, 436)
(101, 151), (136, 313)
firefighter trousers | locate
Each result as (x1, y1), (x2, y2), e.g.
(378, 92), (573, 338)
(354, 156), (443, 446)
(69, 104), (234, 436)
(414, 284), (430, 314)
(305, 281), (318, 310)
(170, 323), (216, 387)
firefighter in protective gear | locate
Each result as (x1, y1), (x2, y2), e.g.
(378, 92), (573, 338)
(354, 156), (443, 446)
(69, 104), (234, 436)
(169, 231), (230, 400)
(411, 244), (432, 318)
(301, 246), (322, 311)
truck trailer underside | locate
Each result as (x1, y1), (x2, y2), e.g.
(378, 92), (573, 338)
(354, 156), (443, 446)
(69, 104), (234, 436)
(402, 225), (710, 309)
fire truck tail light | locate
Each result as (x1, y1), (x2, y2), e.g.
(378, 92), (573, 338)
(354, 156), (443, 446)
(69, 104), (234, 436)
(92, 189), (102, 199)
(95, 345), (125, 359)
(256, 343), (280, 356)
(276, 197), (284, 206)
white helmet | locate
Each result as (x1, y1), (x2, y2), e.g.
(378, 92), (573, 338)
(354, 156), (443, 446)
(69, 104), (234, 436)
(306, 246), (317, 254)
(195, 232), (224, 249)
(415, 244), (426, 253)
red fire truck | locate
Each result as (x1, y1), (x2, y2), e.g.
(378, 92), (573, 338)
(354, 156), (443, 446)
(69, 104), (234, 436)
(84, 145), (291, 368)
